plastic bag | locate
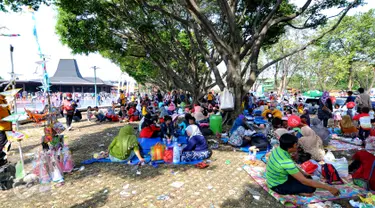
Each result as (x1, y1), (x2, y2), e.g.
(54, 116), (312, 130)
(365, 137), (375, 150)
(324, 151), (335, 162)
(151, 143), (165, 161)
(163, 148), (173, 163)
(220, 88), (234, 110)
(301, 160), (318, 174)
(324, 157), (349, 178)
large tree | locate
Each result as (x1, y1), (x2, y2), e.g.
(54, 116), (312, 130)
(55, 0), (362, 114)
(133, 0), (361, 113)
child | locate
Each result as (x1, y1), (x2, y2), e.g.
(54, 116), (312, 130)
(333, 104), (342, 127)
(93, 106), (106, 122)
(87, 106), (94, 122)
(353, 107), (371, 141)
(160, 115), (175, 143)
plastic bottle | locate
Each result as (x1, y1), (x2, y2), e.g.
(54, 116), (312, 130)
(173, 142), (181, 164)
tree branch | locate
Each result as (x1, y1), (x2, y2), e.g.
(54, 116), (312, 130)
(259, 4), (355, 72)
(184, 0), (232, 55)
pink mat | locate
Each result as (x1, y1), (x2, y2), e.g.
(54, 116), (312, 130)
(243, 165), (369, 207)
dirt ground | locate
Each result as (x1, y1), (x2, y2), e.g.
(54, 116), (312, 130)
(0, 118), (355, 208)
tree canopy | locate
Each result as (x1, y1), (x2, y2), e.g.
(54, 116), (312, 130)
(0, 0), (51, 12)
(55, 0), (362, 109)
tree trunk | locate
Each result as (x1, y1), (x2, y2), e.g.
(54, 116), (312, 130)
(366, 68), (375, 94)
(226, 56), (243, 119)
(274, 62), (279, 91)
(348, 62), (353, 90)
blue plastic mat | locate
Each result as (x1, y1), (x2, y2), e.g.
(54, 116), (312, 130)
(82, 136), (199, 165)
(81, 155), (202, 165)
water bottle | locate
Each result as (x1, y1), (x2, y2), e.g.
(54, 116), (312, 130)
(173, 142), (181, 164)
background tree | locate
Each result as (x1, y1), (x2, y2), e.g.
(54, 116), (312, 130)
(316, 9), (375, 90)
(56, 0), (217, 102)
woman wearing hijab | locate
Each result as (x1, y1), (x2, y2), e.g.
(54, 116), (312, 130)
(181, 125), (211, 162)
(229, 115), (252, 147)
(310, 118), (331, 146)
(108, 125), (144, 163)
(340, 115), (358, 137)
(318, 91), (333, 127)
(298, 126), (325, 162)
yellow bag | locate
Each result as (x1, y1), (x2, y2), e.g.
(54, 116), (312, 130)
(151, 143), (165, 161)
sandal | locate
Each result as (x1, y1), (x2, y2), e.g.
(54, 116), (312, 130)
(195, 162), (209, 169)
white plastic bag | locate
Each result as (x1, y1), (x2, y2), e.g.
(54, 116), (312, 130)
(220, 88), (234, 110)
(324, 157), (349, 178)
(324, 151), (335, 162)
(365, 136), (375, 150)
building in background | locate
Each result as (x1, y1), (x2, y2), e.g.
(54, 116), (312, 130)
(0, 59), (116, 93)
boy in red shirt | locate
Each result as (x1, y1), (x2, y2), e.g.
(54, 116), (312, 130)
(353, 107), (371, 141)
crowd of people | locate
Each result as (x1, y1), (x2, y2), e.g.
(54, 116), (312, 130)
(2, 86), (375, 197)
(230, 87), (375, 196)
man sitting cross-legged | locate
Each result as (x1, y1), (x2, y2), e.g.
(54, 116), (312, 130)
(266, 133), (340, 197)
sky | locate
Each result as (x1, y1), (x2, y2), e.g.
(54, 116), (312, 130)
(0, 1), (374, 82)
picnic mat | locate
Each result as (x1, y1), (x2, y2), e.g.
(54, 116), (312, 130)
(82, 136), (201, 165)
(333, 136), (362, 146)
(326, 140), (362, 151)
(242, 164), (368, 207)
(81, 156), (202, 165)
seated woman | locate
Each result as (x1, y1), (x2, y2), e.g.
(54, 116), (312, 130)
(128, 104), (140, 122)
(340, 115), (358, 137)
(262, 102), (282, 121)
(108, 125), (144, 163)
(139, 119), (161, 138)
(299, 125), (325, 162)
(310, 118), (331, 146)
(228, 115), (252, 147)
(181, 125), (212, 162)
(266, 133), (339, 196)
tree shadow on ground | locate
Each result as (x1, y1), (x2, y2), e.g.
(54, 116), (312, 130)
(70, 187), (109, 208)
(65, 125), (215, 182)
(221, 183), (282, 208)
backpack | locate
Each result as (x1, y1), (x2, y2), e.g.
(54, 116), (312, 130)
(322, 163), (344, 185)
(250, 133), (269, 151)
(360, 116), (372, 130)
(0, 163), (15, 190)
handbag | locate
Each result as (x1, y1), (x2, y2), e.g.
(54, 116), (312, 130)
(353, 161), (375, 191)
(163, 148), (173, 163)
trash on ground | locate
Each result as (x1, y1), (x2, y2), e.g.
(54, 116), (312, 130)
(136, 170), (141, 175)
(170, 181), (184, 188)
(157, 194), (170, 200)
(120, 190), (131, 197)
(225, 160), (231, 165)
(207, 185), (213, 190)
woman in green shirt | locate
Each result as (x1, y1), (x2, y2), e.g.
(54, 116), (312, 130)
(108, 125), (144, 163)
